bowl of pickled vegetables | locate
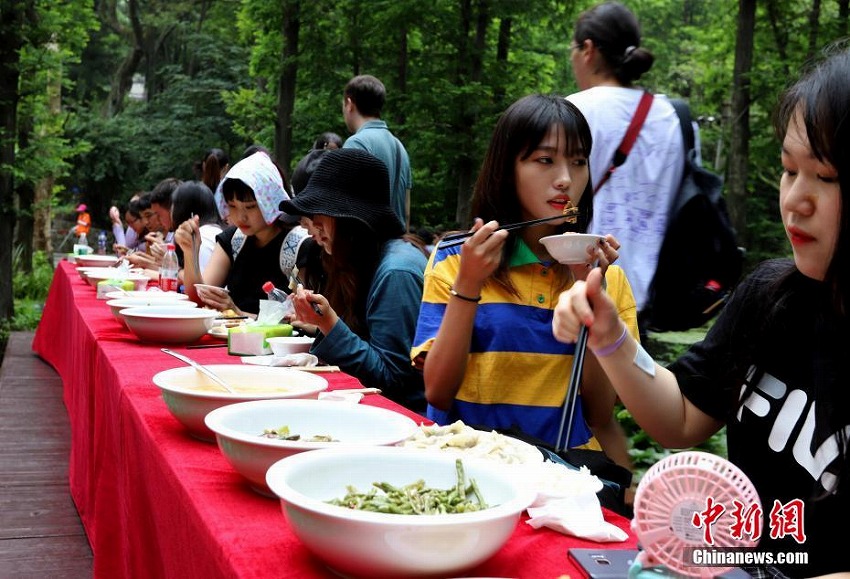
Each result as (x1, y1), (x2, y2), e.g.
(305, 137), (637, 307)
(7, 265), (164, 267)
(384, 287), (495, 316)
(265, 446), (535, 578)
(204, 399), (419, 496)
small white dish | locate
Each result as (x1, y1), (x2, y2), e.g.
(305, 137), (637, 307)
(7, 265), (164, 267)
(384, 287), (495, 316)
(539, 233), (604, 264)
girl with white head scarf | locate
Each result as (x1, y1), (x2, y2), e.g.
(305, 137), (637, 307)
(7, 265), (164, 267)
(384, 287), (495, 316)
(175, 151), (306, 315)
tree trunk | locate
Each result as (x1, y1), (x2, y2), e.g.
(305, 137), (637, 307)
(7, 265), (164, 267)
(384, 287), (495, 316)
(728, 0), (755, 249)
(493, 17), (511, 111)
(806, 0), (821, 61)
(839, 0), (849, 37)
(15, 114), (34, 272)
(453, 0), (490, 225)
(395, 24), (408, 127)
(32, 43), (63, 258)
(107, 0), (144, 115)
(275, 0), (300, 183)
(765, 0), (790, 79)
(0, 2), (29, 322)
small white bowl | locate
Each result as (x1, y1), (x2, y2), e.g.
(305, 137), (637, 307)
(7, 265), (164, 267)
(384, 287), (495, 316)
(152, 366), (328, 441)
(539, 233), (604, 264)
(75, 254), (120, 268)
(266, 336), (314, 357)
(104, 290), (189, 301)
(121, 306), (219, 344)
(106, 298), (197, 325)
(204, 399), (419, 496)
(265, 447), (535, 578)
(83, 268), (149, 290)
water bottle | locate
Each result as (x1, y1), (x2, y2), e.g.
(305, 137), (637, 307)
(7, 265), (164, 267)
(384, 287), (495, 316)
(97, 231), (107, 255)
(159, 243), (180, 292)
(262, 281), (289, 302)
(75, 233), (90, 255)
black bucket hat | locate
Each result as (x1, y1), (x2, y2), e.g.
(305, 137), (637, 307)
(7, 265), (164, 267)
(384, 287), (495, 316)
(279, 148), (404, 237)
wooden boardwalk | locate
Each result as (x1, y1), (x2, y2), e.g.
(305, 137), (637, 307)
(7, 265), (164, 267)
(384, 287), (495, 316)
(0, 332), (92, 578)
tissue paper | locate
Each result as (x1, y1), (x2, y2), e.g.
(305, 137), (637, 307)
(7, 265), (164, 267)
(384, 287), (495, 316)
(228, 324), (293, 356)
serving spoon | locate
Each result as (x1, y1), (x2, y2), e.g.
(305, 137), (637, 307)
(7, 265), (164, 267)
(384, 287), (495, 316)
(161, 348), (236, 394)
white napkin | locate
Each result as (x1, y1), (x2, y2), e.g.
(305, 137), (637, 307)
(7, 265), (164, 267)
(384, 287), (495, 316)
(516, 462), (629, 543)
(241, 353), (318, 367)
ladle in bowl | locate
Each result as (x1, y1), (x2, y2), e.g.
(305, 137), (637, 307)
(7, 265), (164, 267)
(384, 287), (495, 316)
(160, 348), (236, 394)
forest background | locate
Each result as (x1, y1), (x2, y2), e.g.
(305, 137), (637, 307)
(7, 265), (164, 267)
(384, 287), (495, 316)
(1, 0), (846, 473)
(3, 0), (850, 322)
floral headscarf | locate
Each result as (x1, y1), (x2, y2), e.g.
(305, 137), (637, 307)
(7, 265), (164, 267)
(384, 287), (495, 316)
(214, 152), (291, 225)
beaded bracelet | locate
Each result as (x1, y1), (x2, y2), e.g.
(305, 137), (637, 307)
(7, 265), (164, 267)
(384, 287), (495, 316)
(591, 325), (628, 357)
(449, 287), (482, 303)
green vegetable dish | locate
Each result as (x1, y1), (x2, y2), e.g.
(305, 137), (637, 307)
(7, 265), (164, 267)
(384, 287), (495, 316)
(327, 459), (488, 515)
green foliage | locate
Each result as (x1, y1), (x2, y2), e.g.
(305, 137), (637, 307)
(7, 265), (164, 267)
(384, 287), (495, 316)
(4, 248), (55, 342)
(13, 247), (53, 302)
(622, 326), (729, 481)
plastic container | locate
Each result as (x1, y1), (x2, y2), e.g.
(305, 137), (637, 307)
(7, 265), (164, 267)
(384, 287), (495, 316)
(159, 243), (180, 292)
(97, 231), (107, 255)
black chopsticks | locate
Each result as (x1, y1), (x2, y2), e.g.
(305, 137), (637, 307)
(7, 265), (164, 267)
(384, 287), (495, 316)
(437, 213), (577, 249)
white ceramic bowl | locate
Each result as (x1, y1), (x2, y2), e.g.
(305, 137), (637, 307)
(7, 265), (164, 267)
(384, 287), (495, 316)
(106, 298), (197, 325)
(121, 306), (219, 344)
(85, 270), (149, 290)
(539, 233), (604, 264)
(205, 399), (419, 496)
(75, 254), (120, 268)
(265, 446), (535, 578)
(104, 290), (189, 301)
(266, 336), (314, 357)
(152, 366), (328, 441)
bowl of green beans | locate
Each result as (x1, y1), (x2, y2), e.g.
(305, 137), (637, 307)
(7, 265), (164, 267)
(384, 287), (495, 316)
(265, 446), (536, 578)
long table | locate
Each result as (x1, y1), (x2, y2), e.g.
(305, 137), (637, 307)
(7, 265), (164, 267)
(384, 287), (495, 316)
(32, 260), (638, 578)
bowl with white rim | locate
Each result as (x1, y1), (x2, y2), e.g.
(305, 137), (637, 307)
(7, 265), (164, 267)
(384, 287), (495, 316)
(106, 297), (198, 325)
(79, 266), (148, 288)
(104, 290), (189, 301)
(539, 233), (605, 264)
(265, 446), (535, 578)
(75, 254), (120, 268)
(121, 306), (219, 344)
(204, 399), (419, 496)
(152, 366), (328, 441)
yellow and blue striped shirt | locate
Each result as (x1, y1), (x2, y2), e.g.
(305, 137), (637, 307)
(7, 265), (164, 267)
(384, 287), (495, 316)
(411, 239), (638, 449)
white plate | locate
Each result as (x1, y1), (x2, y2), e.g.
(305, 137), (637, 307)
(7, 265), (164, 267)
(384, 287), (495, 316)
(399, 421), (543, 465)
(539, 233), (604, 264)
(208, 326), (229, 339)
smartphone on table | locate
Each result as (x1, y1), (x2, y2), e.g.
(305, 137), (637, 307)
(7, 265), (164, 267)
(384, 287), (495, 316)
(567, 548), (753, 579)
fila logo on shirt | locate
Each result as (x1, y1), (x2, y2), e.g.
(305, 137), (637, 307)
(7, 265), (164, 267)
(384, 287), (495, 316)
(738, 367), (850, 493)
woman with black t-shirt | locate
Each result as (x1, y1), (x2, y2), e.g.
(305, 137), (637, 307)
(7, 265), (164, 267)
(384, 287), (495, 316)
(553, 47), (850, 578)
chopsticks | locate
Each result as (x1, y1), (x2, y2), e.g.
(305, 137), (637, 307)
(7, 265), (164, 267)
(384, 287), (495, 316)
(555, 260), (604, 453)
(438, 213), (577, 249)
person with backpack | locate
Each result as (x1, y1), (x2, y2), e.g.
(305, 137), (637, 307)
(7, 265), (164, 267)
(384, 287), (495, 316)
(566, 1), (686, 338)
(552, 46), (850, 578)
(176, 151), (306, 316)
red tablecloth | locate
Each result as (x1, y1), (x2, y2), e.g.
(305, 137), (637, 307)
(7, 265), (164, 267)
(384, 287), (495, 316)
(33, 261), (637, 578)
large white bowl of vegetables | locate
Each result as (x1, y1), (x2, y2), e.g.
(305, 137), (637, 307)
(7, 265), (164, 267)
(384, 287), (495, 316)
(204, 399), (419, 497)
(265, 446), (535, 578)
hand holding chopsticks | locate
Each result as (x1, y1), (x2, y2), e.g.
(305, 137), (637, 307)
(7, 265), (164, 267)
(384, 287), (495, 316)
(438, 207), (579, 250)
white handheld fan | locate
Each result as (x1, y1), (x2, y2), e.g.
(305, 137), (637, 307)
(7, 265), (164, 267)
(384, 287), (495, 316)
(630, 451), (761, 578)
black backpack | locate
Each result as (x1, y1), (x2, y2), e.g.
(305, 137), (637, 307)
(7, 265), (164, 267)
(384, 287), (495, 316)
(642, 100), (744, 332)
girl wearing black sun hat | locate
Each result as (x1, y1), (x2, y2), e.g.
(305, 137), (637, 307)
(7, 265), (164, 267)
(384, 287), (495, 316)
(280, 148), (427, 414)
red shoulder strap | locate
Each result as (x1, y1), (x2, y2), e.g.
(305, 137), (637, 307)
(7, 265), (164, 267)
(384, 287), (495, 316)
(594, 91), (654, 193)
